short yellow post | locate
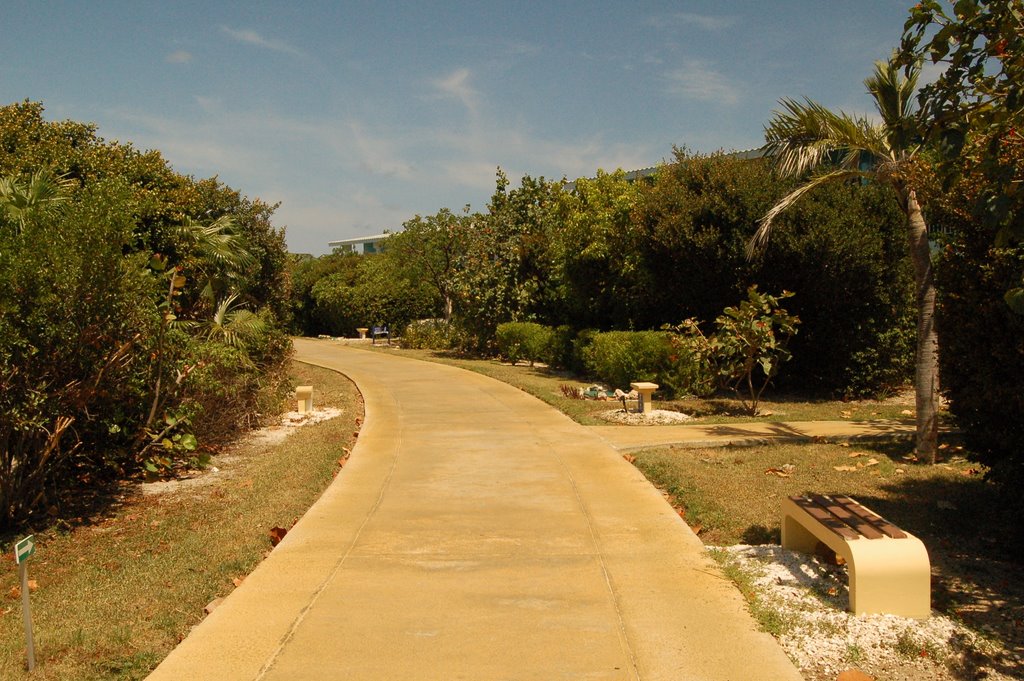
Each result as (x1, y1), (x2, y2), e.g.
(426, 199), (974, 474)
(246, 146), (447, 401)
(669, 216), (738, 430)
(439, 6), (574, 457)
(296, 386), (313, 414)
(630, 382), (659, 414)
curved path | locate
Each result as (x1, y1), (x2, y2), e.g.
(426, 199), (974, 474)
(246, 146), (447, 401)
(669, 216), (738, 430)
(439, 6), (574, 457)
(148, 339), (801, 680)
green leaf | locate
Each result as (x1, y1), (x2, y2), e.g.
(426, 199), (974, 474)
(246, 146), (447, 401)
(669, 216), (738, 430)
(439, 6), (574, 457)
(179, 433), (198, 451)
(1005, 288), (1024, 315)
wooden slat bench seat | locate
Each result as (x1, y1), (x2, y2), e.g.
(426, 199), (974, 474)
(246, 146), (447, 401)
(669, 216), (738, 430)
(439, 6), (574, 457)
(781, 494), (930, 619)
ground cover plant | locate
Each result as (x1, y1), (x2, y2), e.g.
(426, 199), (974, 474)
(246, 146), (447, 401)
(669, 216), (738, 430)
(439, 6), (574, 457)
(0, 362), (360, 680)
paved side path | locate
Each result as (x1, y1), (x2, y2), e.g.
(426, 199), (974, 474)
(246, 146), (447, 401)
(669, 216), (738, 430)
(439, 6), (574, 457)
(592, 418), (923, 451)
(148, 340), (802, 681)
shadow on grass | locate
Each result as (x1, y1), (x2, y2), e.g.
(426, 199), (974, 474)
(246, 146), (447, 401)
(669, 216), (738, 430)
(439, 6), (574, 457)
(0, 471), (134, 548)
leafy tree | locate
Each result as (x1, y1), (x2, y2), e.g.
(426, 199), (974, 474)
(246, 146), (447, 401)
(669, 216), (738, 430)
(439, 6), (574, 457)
(708, 287), (800, 415)
(897, 0), (1024, 310)
(452, 171), (563, 350)
(634, 150), (912, 397)
(385, 208), (469, 321)
(551, 170), (647, 329)
(288, 251), (363, 334)
(748, 60), (941, 462)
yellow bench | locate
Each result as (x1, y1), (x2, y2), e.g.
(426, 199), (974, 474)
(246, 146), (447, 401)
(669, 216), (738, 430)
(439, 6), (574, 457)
(781, 494), (931, 619)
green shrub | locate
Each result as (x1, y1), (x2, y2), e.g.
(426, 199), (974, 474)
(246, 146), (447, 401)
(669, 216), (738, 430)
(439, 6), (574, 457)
(582, 331), (683, 397)
(0, 180), (158, 525)
(546, 325), (576, 370)
(569, 329), (599, 375)
(495, 322), (553, 366)
(401, 318), (457, 350)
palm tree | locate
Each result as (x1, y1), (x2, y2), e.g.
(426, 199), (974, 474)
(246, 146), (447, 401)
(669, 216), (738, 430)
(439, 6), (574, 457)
(202, 293), (267, 348)
(174, 214), (256, 306)
(0, 169), (75, 233)
(748, 59), (940, 462)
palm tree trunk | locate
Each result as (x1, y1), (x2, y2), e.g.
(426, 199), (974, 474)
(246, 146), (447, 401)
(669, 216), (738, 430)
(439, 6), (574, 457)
(905, 190), (939, 463)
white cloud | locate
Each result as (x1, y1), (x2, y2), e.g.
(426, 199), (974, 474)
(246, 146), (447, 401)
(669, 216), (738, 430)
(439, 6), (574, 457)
(220, 26), (304, 57)
(347, 120), (415, 179)
(665, 60), (741, 106)
(165, 50), (192, 64)
(651, 12), (737, 31)
(433, 68), (481, 117)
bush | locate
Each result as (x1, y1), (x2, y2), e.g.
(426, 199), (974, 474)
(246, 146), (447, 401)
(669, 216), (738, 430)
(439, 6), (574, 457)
(0, 181), (158, 525)
(582, 331), (682, 397)
(547, 325), (576, 370)
(495, 322), (553, 366)
(401, 318), (458, 350)
(569, 329), (599, 375)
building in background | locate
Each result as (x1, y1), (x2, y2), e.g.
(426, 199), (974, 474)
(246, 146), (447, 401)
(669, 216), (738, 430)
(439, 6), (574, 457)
(328, 233), (389, 255)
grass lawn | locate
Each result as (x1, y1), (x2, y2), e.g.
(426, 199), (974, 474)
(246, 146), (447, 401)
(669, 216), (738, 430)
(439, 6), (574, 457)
(374, 346), (928, 424)
(0, 361), (361, 680)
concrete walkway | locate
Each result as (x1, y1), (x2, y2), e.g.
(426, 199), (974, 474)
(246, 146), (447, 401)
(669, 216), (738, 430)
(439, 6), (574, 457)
(148, 339), (802, 681)
(592, 418), (922, 452)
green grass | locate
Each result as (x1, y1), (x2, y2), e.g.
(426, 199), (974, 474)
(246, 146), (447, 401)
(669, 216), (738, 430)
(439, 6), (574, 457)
(374, 347), (928, 424)
(0, 361), (362, 680)
(707, 548), (794, 638)
(631, 441), (991, 547)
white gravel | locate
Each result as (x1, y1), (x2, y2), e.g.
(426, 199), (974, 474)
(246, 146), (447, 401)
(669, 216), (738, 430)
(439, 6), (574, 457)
(597, 408), (694, 424)
(712, 544), (1010, 680)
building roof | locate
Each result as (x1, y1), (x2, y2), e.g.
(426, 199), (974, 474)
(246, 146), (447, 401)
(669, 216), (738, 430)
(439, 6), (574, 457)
(327, 233), (391, 247)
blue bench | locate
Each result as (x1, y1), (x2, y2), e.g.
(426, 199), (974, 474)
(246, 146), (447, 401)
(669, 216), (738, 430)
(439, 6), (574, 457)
(372, 325), (390, 344)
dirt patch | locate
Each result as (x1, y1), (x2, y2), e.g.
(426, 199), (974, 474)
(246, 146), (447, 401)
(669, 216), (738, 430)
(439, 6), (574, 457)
(140, 407), (343, 497)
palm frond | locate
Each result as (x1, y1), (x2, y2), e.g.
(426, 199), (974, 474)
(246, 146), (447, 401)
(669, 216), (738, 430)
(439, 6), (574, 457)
(865, 57), (923, 155)
(176, 215), (256, 271)
(747, 168), (867, 259)
(865, 58), (919, 130)
(764, 98), (890, 177)
(206, 293), (266, 348)
(0, 169), (75, 231)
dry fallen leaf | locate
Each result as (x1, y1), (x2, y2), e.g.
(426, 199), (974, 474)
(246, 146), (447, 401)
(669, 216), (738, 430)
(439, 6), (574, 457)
(864, 458), (880, 467)
(764, 468), (791, 478)
(840, 411), (852, 418)
(895, 468), (905, 474)
(27, 580), (38, 592)
(232, 577), (245, 587)
(834, 465), (859, 472)
(622, 454), (636, 464)
(269, 526), (288, 546)
(848, 451), (867, 458)
(901, 409), (914, 416)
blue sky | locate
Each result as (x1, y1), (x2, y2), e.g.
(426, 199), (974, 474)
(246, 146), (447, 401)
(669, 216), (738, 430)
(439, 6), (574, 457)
(3, 1), (919, 255)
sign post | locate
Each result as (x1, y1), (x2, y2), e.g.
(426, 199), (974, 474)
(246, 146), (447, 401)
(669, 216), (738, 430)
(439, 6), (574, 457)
(14, 535), (36, 671)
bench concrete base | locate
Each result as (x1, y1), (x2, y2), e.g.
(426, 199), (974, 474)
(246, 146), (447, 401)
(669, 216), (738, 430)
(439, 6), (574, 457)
(782, 495), (931, 619)
(295, 385), (313, 414)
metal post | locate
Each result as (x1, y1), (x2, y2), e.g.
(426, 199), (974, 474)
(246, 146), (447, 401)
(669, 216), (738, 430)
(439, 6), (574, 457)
(20, 561), (35, 671)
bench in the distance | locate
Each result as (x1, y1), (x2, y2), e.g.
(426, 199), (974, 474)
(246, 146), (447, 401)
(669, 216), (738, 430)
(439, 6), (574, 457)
(781, 494), (931, 619)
